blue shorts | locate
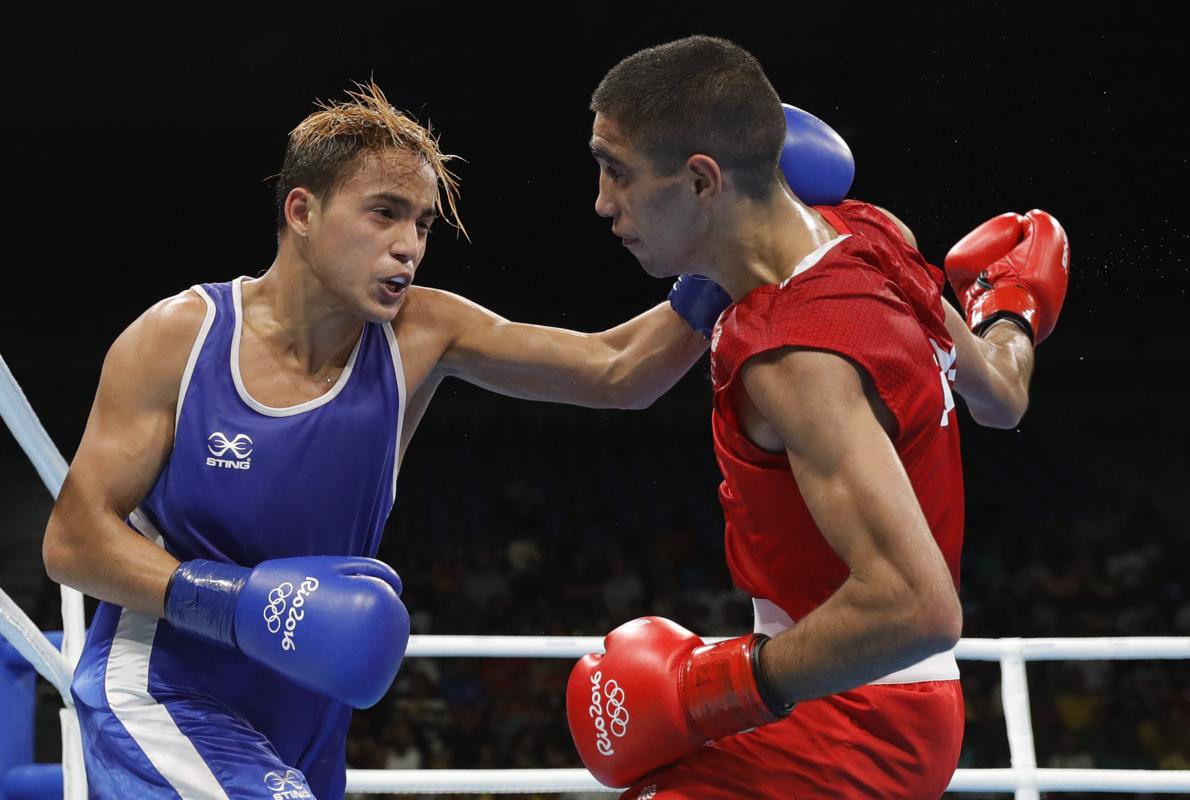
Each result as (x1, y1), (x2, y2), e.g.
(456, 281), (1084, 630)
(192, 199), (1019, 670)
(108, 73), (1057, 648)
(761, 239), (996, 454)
(71, 602), (352, 799)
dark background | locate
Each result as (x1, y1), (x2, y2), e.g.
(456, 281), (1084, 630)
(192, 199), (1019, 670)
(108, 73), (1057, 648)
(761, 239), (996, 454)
(2, 5), (1187, 797)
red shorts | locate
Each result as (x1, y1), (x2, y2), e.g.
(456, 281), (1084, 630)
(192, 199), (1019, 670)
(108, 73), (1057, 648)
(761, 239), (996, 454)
(619, 680), (963, 800)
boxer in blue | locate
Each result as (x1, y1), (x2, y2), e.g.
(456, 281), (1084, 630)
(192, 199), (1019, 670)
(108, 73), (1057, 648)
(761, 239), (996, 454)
(41, 83), (852, 798)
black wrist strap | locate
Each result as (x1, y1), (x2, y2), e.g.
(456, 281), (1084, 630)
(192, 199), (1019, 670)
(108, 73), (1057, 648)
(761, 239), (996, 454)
(976, 312), (1033, 342)
(750, 635), (795, 718)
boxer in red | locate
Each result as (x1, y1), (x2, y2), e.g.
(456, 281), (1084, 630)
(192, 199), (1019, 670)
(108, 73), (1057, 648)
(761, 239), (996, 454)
(567, 36), (1069, 799)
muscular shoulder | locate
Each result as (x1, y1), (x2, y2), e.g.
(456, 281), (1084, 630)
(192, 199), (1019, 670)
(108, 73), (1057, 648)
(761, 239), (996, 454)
(869, 205), (918, 250)
(104, 288), (210, 405)
(742, 348), (870, 426)
(400, 285), (496, 317)
(740, 346), (897, 450)
(388, 285), (506, 381)
(392, 285), (508, 339)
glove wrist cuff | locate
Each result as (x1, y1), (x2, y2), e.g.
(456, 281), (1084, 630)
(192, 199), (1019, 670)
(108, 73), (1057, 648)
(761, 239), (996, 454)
(164, 559), (249, 648)
(970, 286), (1039, 341)
(679, 633), (792, 742)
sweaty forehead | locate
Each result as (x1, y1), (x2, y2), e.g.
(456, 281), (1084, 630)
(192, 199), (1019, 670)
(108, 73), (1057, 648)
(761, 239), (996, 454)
(343, 149), (438, 205)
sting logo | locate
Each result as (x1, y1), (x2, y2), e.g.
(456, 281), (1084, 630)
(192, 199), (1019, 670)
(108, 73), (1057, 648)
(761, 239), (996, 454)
(206, 432), (253, 470)
(263, 769), (312, 799)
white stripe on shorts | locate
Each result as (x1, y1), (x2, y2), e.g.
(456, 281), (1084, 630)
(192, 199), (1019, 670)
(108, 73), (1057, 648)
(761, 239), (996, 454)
(101, 511), (230, 799)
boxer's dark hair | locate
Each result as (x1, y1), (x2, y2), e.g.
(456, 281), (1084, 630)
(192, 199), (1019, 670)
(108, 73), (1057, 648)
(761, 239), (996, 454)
(591, 36), (785, 200)
(274, 81), (465, 236)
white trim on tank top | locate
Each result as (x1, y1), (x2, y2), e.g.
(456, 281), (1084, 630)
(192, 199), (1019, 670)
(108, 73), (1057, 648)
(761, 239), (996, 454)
(778, 234), (850, 288)
(175, 286), (217, 434)
(382, 321), (407, 507)
(230, 276), (364, 417)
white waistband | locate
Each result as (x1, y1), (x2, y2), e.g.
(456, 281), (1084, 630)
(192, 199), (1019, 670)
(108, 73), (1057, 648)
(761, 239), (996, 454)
(752, 598), (959, 686)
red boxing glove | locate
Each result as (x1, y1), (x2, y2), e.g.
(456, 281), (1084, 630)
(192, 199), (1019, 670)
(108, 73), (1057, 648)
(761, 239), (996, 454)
(566, 617), (790, 788)
(945, 209), (1070, 344)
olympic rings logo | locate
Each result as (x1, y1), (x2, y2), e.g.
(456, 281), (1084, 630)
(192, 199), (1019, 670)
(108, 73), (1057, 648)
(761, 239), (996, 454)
(260, 577), (320, 651)
(263, 582), (294, 634)
(588, 670), (629, 756)
(603, 679), (630, 738)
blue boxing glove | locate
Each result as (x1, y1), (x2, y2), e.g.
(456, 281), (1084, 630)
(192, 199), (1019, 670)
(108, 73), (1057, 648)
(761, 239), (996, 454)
(165, 556), (409, 708)
(780, 104), (855, 205)
(669, 274), (731, 338)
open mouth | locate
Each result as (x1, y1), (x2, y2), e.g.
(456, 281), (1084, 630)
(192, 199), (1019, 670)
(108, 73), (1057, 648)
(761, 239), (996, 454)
(381, 275), (410, 297)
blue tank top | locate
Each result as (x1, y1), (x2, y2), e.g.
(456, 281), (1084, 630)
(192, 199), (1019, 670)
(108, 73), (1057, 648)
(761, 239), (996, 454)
(137, 276), (405, 563)
(69, 277), (407, 792)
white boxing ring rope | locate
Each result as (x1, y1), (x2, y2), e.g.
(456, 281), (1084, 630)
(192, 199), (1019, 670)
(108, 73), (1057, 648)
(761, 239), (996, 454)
(3, 355), (1190, 799)
(345, 636), (1190, 797)
(1, 354), (89, 800)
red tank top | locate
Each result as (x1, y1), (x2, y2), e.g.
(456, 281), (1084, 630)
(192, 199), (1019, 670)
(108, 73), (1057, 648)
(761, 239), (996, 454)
(709, 200), (964, 623)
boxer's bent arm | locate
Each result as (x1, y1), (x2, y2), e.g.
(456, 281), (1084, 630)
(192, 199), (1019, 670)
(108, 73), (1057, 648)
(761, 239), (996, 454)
(431, 288), (707, 409)
(943, 302), (1034, 428)
(739, 348), (962, 703)
(41, 292), (206, 616)
(872, 205), (1034, 428)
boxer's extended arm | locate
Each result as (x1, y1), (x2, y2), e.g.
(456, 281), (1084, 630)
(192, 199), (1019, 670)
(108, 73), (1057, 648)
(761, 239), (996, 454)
(427, 287), (707, 409)
(872, 204), (1034, 429)
(739, 347), (962, 702)
(41, 292), (204, 616)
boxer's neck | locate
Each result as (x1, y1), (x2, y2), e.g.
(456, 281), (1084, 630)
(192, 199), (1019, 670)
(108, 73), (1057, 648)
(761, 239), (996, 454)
(241, 260), (364, 376)
(697, 189), (839, 303)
